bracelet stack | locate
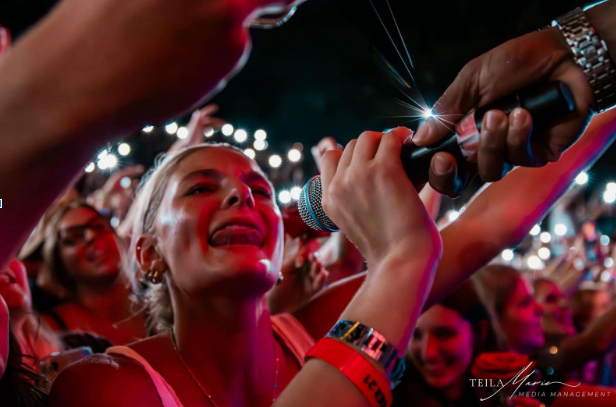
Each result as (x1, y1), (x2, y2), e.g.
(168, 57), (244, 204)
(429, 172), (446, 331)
(305, 320), (406, 407)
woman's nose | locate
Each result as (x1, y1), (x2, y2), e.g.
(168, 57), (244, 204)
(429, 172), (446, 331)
(222, 183), (255, 209)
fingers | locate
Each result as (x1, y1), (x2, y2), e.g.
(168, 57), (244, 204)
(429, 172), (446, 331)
(414, 28), (572, 147)
(320, 150), (343, 199)
(338, 139), (357, 169)
(478, 110), (508, 181)
(428, 153), (459, 196)
(505, 108), (535, 166)
(375, 127), (413, 162)
(311, 136), (339, 172)
(352, 131), (384, 163)
(198, 103), (219, 117)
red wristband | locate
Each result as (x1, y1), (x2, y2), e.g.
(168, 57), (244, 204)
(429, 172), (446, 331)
(305, 337), (393, 407)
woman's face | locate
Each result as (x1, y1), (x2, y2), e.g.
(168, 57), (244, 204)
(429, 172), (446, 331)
(534, 280), (575, 336)
(57, 207), (122, 285)
(410, 305), (475, 391)
(153, 148), (283, 297)
(0, 259), (31, 314)
(500, 280), (544, 353)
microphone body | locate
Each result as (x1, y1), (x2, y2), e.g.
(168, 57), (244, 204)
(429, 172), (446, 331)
(300, 81), (575, 232)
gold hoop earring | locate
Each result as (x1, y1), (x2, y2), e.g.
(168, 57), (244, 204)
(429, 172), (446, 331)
(145, 269), (164, 284)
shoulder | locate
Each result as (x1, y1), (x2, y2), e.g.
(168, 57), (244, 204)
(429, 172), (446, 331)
(49, 353), (163, 407)
(293, 273), (366, 340)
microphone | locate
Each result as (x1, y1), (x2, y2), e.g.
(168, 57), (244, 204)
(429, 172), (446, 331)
(299, 81), (575, 232)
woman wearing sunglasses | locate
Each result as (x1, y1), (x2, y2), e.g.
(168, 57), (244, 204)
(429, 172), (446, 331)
(40, 202), (147, 345)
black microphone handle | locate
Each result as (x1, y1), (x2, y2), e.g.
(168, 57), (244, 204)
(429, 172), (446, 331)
(400, 81), (575, 194)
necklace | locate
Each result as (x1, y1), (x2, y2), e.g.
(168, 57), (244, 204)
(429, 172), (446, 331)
(170, 330), (280, 406)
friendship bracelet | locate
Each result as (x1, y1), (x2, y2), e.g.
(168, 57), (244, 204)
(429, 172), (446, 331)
(306, 337), (393, 407)
(327, 320), (406, 388)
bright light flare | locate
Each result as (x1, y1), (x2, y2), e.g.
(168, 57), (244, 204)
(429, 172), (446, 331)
(255, 130), (267, 141)
(269, 155), (282, 168)
(607, 182), (616, 193)
(165, 122), (178, 134)
(234, 129), (248, 143)
(118, 143), (131, 156)
(278, 190), (291, 204)
(601, 235), (611, 246)
(538, 247), (551, 260)
(604, 190), (616, 204)
(527, 255), (544, 270)
(530, 225), (541, 236)
(422, 109), (434, 119)
(288, 149), (301, 162)
(222, 124), (234, 136)
(605, 257), (615, 268)
(291, 187), (302, 201)
(142, 126), (154, 133)
(575, 171), (588, 185)
(254, 140), (267, 151)
(501, 249), (514, 261)
(204, 128), (215, 138)
(554, 223), (567, 237)
(85, 163), (95, 173)
(446, 210), (460, 222)
(176, 127), (189, 139)
(244, 149), (256, 159)
(540, 232), (552, 243)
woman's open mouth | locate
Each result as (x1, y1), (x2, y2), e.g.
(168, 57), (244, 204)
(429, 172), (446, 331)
(209, 224), (264, 247)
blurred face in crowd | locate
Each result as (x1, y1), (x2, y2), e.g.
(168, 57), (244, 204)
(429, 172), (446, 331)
(533, 280), (575, 337)
(151, 147), (283, 298)
(0, 296), (7, 378)
(410, 305), (475, 393)
(0, 260), (31, 315)
(57, 207), (122, 285)
(573, 289), (613, 332)
(499, 280), (544, 354)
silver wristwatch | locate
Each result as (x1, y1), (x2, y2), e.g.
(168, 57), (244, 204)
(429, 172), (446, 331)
(327, 320), (406, 388)
(552, 7), (616, 112)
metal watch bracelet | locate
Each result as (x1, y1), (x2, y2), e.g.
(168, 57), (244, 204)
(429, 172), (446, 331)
(552, 7), (616, 112)
(327, 320), (406, 388)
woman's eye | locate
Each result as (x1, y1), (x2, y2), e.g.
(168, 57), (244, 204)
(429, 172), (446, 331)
(188, 185), (215, 195)
(252, 187), (272, 198)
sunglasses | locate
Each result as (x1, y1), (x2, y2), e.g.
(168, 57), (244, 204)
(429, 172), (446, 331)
(58, 218), (113, 247)
(248, 6), (298, 29)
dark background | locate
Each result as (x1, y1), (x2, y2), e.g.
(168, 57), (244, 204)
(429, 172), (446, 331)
(2, 0), (615, 207)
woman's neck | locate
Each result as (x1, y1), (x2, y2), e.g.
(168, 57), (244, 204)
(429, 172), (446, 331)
(74, 276), (134, 321)
(173, 293), (279, 407)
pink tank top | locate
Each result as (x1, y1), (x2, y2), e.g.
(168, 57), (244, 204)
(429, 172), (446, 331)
(106, 314), (315, 407)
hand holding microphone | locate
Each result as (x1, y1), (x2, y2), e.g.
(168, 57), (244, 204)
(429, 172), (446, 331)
(300, 81), (575, 232)
(317, 127), (441, 270)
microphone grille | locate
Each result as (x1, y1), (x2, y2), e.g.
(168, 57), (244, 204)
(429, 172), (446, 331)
(298, 176), (339, 232)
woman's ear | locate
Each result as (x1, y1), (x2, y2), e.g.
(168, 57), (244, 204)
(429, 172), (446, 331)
(135, 235), (166, 273)
(0, 26), (11, 57)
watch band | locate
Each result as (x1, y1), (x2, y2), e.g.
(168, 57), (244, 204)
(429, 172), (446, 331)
(327, 320), (406, 388)
(552, 7), (616, 112)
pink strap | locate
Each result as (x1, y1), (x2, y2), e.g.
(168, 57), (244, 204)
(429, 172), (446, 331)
(271, 313), (315, 368)
(106, 346), (184, 407)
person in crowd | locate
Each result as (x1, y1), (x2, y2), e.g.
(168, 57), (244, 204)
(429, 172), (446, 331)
(0, 295), (48, 407)
(40, 202), (147, 345)
(50, 129), (443, 407)
(532, 278), (576, 341)
(474, 265), (616, 403)
(571, 285), (614, 332)
(267, 236), (328, 315)
(1, 259), (63, 363)
(393, 283), (497, 407)
(2, 0), (615, 276)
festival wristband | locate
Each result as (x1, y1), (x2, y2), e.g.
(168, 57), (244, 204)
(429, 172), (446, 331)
(327, 320), (405, 388)
(305, 337), (393, 407)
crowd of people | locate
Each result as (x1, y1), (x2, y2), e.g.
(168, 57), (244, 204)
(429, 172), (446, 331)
(3, 0), (616, 406)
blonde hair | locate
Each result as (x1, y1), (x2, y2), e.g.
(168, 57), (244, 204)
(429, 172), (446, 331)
(129, 143), (244, 332)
